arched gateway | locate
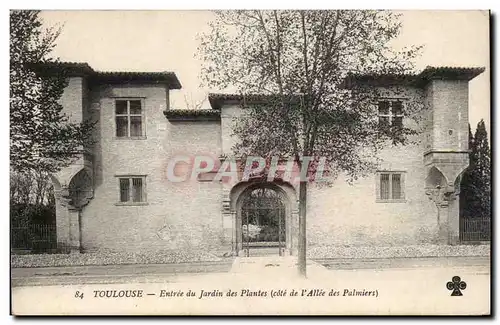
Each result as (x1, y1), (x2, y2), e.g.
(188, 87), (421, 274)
(230, 182), (297, 257)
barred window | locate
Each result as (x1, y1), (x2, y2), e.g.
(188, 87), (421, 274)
(118, 176), (146, 203)
(391, 174), (402, 200)
(376, 172), (405, 202)
(380, 173), (390, 200)
(119, 178), (130, 202)
(115, 99), (144, 138)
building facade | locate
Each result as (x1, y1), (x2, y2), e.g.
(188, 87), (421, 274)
(50, 62), (484, 256)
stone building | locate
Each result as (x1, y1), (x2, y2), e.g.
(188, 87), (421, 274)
(50, 62), (484, 256)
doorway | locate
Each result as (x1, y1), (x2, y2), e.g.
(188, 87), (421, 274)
(238, 185), (287, 256)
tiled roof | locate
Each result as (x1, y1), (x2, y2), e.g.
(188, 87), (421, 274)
(343, 66), (485, 88)
(31, 61), (182, 89)
(29, 61), (95, 76)
(208, 93), (301, 109)
(163, 109), (220, 121)
(94, 71), (181, 89)
(418, 66), (485, 81)
(341, 73), (418, 88)
(210, 66), (485, 107)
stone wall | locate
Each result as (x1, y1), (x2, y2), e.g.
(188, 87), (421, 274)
(79, 84), (223, 253)
(55, 75), (475, 253)
(307, 143), (438, 247)
(427, 79), (469, 152)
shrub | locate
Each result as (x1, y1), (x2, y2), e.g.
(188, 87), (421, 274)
(11, 203), (55, 227)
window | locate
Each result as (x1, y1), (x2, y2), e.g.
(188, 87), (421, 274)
(376, 172), (405, 202)
(115, 99), (144, 138)
(117, 176), (147, 204)
(378, 100), (404, 130)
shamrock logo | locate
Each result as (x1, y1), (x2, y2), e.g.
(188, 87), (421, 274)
(446, 276), (467, 296)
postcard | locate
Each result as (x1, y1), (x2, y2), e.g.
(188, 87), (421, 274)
(10, 9), (491, 316)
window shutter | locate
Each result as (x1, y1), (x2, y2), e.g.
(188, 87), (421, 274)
(375, 173), (381, 200)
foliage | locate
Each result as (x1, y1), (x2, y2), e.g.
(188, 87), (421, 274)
(10, 10), (94, 174)
(459, 124), (475, 217)
(10, 169), (56, 246)
(198, 10), (424, 181)
(242, 224), (262, 239)
(460, 120), (491, 218)
(11, 203), (56, 227)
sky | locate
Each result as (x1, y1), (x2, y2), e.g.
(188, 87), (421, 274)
(40, 10), (490, 133)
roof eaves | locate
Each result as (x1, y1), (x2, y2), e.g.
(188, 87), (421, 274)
(208, 93), (302, 109)
(163, 109), (221, 122)
(29, 61), (95, 77)
(342, 66), (485, 89)
(30, 61), (182, 89)
(93, 71), (182, 89)
(341, 73), (419, 88)
(418, 66), (485, 82)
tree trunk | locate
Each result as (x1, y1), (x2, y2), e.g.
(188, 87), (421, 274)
(298, 180), (307, 277)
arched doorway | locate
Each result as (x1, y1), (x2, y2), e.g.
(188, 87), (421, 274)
(237, 184), (288, 256)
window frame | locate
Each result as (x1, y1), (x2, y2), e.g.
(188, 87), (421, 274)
(115, 175), (148, 206)
(377, 99), (405, 129)
(114, 98), (146, 139)
(375, 171), (406, 203)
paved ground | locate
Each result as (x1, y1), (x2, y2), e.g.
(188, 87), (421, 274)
(11, 255), (489, 286)
(11, 260), (234, 286)
(11, 256), (490, 315)
(318, 255), (490, 270)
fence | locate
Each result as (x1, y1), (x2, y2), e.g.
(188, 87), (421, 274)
(460, 217), (491, 243)
(11, 223), (57, 253)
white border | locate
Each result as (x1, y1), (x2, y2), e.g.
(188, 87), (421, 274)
(2, 2), (497, 323)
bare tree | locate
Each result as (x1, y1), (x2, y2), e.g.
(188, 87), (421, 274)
(170, 92), (208, 110)
(10, 169), (54, 206)
(199, 10), (424, 276)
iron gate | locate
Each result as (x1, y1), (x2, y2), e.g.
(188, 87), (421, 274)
(241, 187), (286, 256)
(460, 217), (491, 242)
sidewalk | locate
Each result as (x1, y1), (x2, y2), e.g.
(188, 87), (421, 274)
(12, 254), (490, 287)
(12, 255), (491, 315)
(230, 256), (334, 278)
(316, 255), (490, 270)
(11, 260), (234, 287)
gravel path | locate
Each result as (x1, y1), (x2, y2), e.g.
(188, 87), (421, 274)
(307, 244), (490, 259)
(12, 244), (490, 268)
(11, 250), (223, 268)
